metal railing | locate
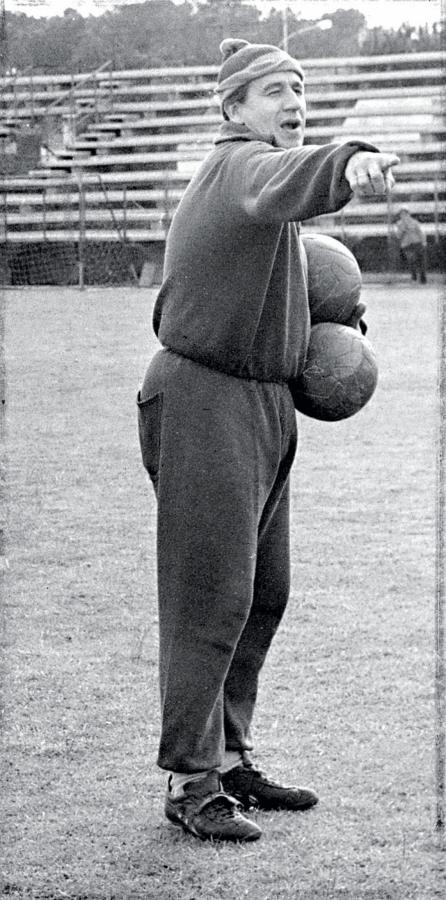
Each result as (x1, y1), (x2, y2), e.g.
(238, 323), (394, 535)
(0, 64), (35, 125)
(44, 60), (113, 133)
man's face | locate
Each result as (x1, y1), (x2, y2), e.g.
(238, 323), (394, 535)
(227, 71), (306, 149)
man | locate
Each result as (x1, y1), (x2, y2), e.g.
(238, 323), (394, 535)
(394, 207), (427, 283)
(137, 38), (399, 843)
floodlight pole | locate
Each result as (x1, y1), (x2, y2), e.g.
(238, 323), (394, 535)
(281, 6), (289, 52)
(279, 6), (333, 51)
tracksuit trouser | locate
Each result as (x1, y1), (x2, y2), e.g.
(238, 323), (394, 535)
(137, 348), (298, 774)
(403, 243), (427, 282)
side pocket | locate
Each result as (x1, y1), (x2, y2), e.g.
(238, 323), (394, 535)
(137, 390), (163, 484)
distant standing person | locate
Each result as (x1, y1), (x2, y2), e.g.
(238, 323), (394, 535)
(394, 208), (427, 283)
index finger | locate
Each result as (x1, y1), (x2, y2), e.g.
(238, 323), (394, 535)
(381, 153), (400, 171)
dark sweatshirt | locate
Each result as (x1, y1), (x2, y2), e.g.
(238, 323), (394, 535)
(153, 122), (376, 383)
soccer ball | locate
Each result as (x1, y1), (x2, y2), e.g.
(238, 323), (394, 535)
(290, 322), (378, 421)
(301, 234), (362, 325)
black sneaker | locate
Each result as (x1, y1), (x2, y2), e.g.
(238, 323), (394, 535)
(165, 769), (262, 842)
(221, 761), (319, 812)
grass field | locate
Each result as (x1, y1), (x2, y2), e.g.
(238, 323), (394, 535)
(1, 281), (445, 899)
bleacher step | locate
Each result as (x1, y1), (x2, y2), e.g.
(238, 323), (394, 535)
(1, 50), (444, 249)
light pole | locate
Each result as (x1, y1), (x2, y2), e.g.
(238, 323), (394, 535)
(281, 6), (289, 52)
(279, 6), (332, 52)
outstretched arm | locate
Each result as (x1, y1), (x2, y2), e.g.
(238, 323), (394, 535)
(229, 140), (381, 223)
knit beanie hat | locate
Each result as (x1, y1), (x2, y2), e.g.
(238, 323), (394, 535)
(215, 38), (304, 104)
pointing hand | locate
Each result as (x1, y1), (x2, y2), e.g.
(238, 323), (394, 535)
(344, 151), (400, 197)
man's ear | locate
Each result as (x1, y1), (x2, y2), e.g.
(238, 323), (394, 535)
(225, 100), (244, 124)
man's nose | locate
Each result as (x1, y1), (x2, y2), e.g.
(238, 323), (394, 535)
(283, 87), (301, 109)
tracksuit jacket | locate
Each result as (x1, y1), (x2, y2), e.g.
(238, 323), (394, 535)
(138, 122), (376, 773)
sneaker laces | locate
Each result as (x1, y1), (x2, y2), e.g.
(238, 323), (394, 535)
(204, 796), (240, 823)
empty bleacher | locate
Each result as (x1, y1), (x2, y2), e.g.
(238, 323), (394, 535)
(0, 51), (444, 282)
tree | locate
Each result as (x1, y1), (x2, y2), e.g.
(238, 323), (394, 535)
(2, 2), (442, 74)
